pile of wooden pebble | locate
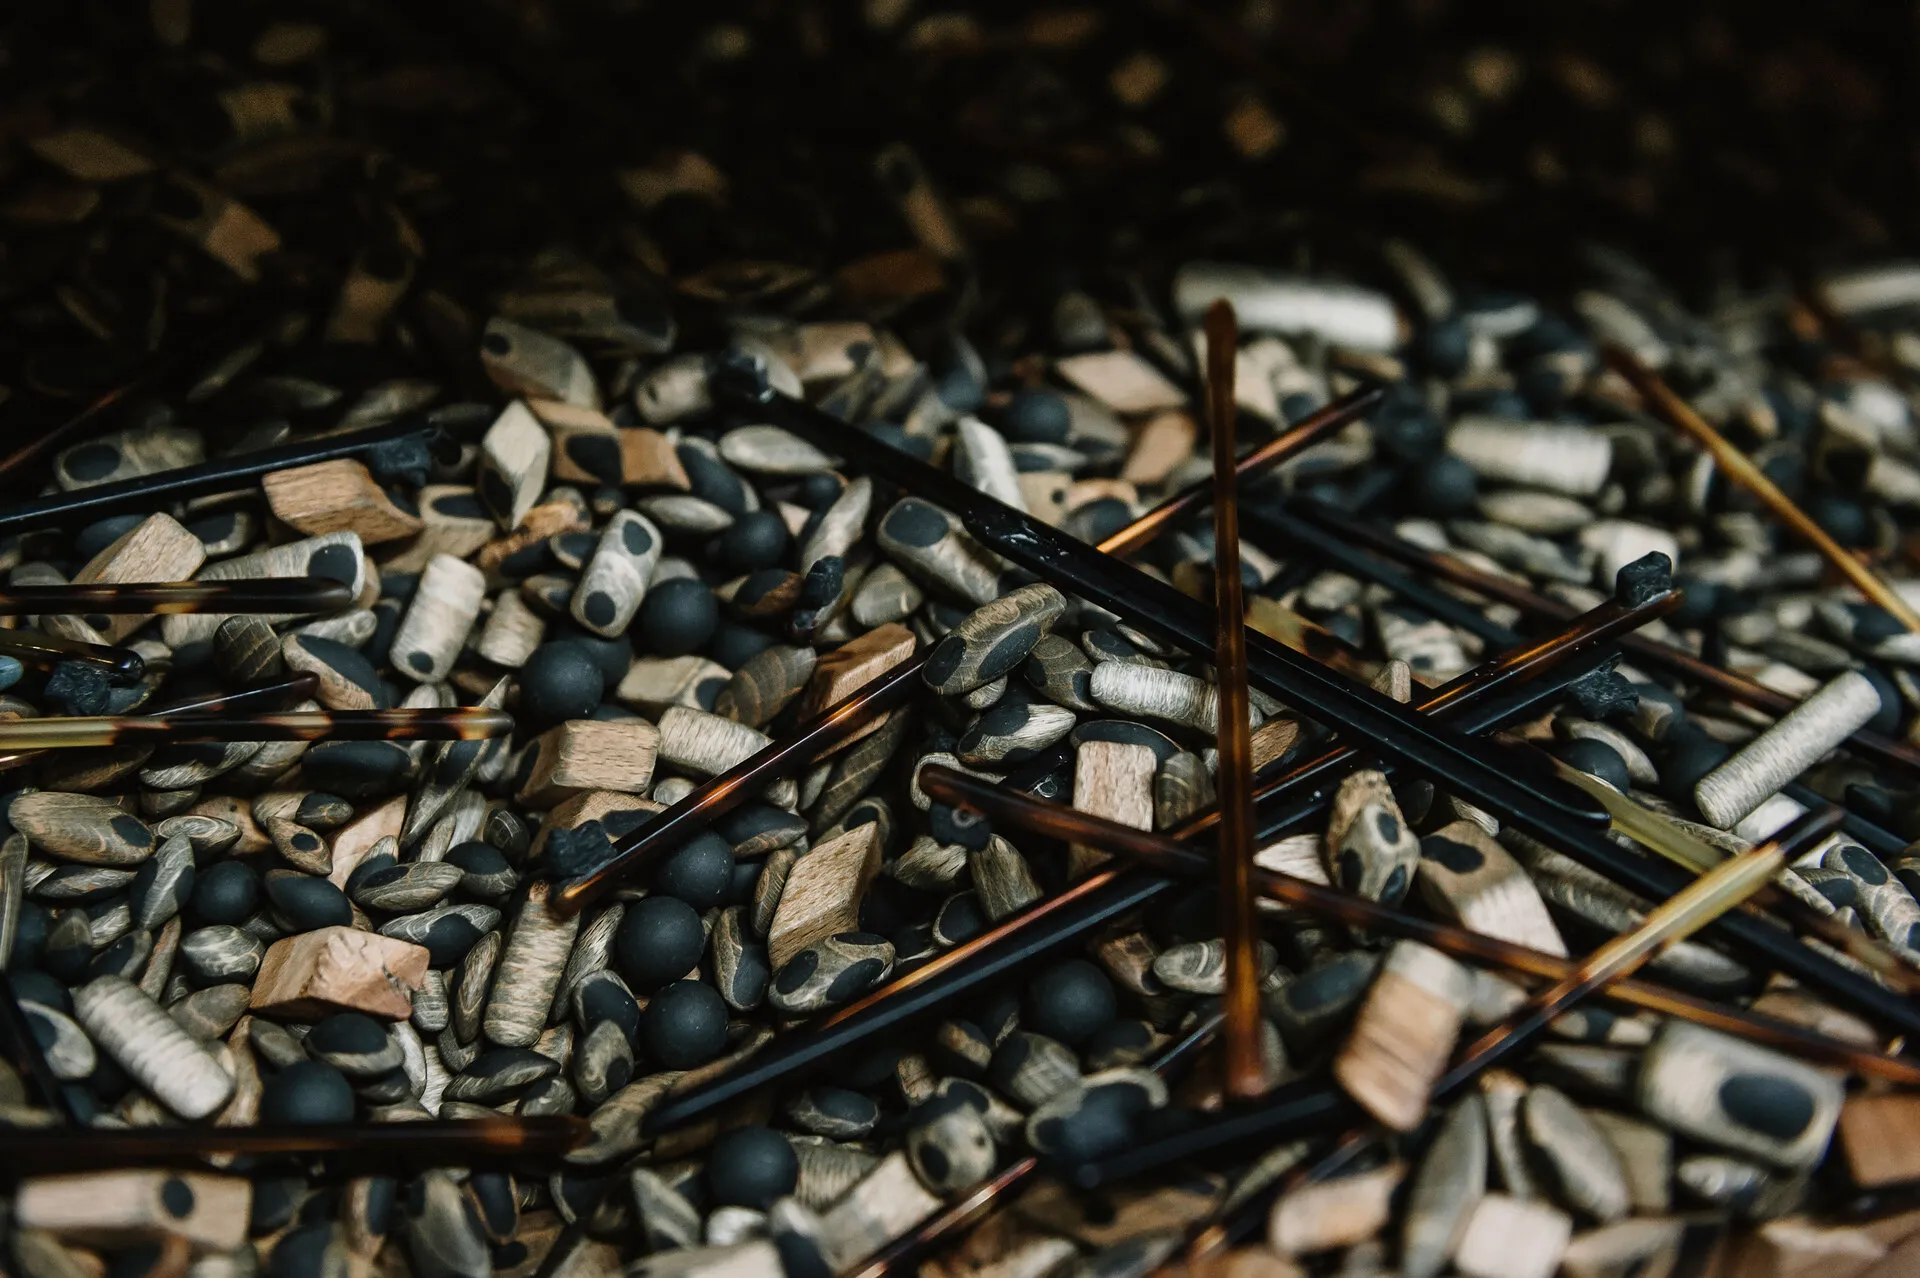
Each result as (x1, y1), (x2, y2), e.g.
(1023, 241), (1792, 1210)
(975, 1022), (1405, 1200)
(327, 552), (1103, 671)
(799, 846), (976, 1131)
(8, 5), (1920, 1278)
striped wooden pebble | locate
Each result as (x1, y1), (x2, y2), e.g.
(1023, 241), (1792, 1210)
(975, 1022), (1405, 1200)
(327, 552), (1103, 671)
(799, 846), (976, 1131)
(74, 974), (236, 1119)
(484, 882), (581, 1048)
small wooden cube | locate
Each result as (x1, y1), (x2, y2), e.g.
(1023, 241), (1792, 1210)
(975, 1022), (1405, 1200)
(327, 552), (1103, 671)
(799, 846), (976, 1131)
(17, 1170), (250, 1254)
(517, 719), (661, 807)
(620, 427), (691, 489)
(797, 622), (917, 748)
(1841, 1093), (1920, 1189)
(478, 401), (555, 531)
(816, 1152), (943, 1274)
(1453, 1195), (1572, 1278)
(767, 822), (882, 968)
(251, 926), (429, 1020)
(532, 400), (623, 486)
(263, 459), (424, 546)
(67, 513), (207, 642)
(1069, 739), (1157, 876)
(1054, 349), (1186, 415)
(326, 793), (407, 889)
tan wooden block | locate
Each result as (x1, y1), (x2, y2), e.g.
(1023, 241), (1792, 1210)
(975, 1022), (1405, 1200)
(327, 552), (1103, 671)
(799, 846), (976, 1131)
(816, 1152), (944, 1274)
(1120, 410), (1197, 487)
(517, 719), (661, 807)
(476, 590), (547, 669)
(530, 790), (666, 859)
(1069, 739), (1157, 876)
(1249, 716), (1301, 775)
(250, 926), (429, 1020)
(1054, 349), (1186, 415)
(767, 822), (882, 968)
(17, 1170), (250, 1254)
(796, 622), (917, 749)
(263, 459), (424, 546)
(327, 794), (407, 889)
(478, 401), (554, 531)
(1066, 478), (1140, 514)
(621, 427), (691, 489)
(67, 513), (207, 642)
(1841, 1093), (1920, 1189)
(1267, 1162), (1403, 1256)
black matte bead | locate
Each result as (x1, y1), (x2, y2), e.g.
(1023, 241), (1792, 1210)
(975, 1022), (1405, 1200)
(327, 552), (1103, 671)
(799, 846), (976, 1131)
(260, 1059), (356, 1125)
(1557, 738), (1632, 795)
(637, 578), (719, 657)
(656, 832), (735, 910)
(639, 979), (729, 1070)
(518, 642), (606, 728)
(615, 896), (707, 993)
(189, 860), (260, 927)
(1025, 958), (1117, 1046)
(706, 1125), (799, 1209)
(717, 510), (791, 573)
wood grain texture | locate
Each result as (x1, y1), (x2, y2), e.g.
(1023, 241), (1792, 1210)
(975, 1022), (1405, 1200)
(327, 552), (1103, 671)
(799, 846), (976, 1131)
(518, 719), (662, 807)
(263, 459), (424, 546)
(767, 822), (881, 968)
(1068, 739), (1158, 876)
(250, 926), (430, 1020)
(67, 513), (207, 642)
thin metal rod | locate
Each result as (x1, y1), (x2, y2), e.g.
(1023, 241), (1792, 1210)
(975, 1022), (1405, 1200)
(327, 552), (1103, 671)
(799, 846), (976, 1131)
(0, 418), (441, 538)
(0, 579), (355, 617)
(1284, 494), (1920, 782)
(0, 629), (144, 677)
(1607, 345), (1920, 633)
(551, 384), (1384, 917)
(0, 1116), (589, 1176)
(1205, 300), (1264, 1103)
(0, 708), (513, 750)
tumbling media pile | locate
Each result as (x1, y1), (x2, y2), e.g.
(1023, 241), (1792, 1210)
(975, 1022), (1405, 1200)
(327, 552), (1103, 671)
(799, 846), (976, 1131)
(10, 5), (1920, 1278)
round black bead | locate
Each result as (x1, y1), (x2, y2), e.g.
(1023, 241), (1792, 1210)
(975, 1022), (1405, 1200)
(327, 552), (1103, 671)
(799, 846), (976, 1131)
(636, 579), (719, 658)
(1000, 390), (1071, 444)
(189, 860), (260, 926)
(639, 979), (729, 1069)
(1410, 454), (1479, 517)
(615, 896), (707, 993)
(706, 1125), (799, 1210)
(260, 1059), (356, 1125)
(1025, 958), (1117, 1046)
(656, 833), (735, 910)
(717, 510), (791, 573)
(518, 642), (606, 728)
